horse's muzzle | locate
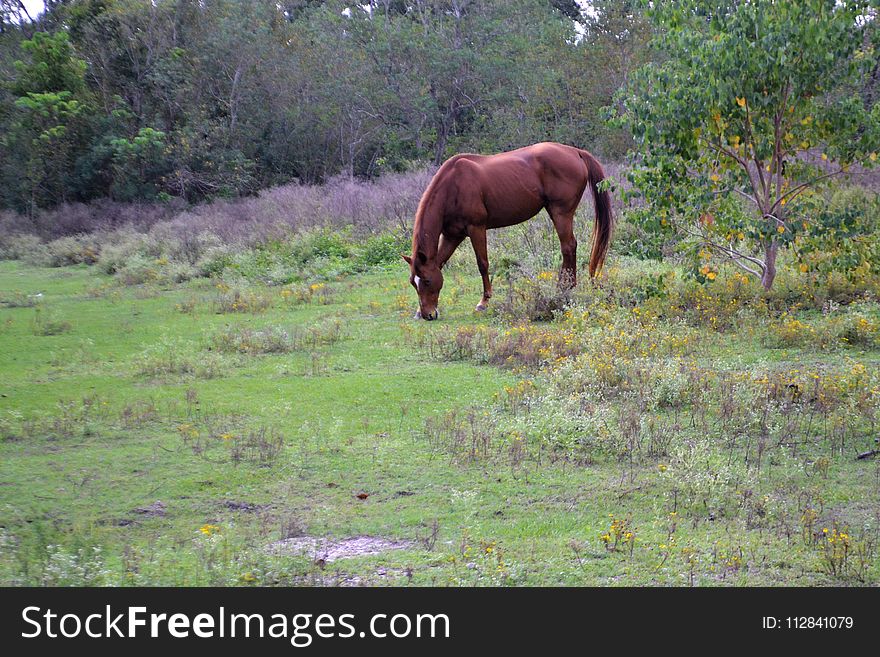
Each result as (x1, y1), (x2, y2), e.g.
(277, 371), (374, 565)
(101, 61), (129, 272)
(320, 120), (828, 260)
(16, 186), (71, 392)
(416, 309), (438, 321)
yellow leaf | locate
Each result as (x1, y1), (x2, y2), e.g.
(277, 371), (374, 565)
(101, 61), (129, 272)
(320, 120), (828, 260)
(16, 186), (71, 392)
(871, 152), (877, 162)
(736, 97), (746, 107)
(799, 264), (808, 273)
(821, 153), (827, 160)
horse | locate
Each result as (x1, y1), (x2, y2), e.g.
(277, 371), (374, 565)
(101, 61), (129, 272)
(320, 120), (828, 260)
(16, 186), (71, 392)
(402, 141), (613, 320)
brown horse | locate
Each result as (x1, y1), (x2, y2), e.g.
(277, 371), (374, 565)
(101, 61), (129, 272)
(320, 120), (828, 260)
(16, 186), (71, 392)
(403, 141), (613, 320)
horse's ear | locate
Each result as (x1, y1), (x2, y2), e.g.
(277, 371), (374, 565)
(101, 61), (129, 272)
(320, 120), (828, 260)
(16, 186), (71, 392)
(401, 254), (413, 265)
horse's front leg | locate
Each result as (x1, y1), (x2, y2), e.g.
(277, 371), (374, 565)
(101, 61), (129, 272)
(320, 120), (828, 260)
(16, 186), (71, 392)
(468, 226), (492, 311)
(437, 233), (465, 268)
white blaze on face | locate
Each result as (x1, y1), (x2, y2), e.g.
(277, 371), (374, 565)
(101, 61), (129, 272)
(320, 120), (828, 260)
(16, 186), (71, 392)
(414, 275), (421, 290)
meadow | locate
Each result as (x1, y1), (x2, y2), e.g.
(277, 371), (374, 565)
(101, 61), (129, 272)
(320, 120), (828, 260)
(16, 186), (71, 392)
(1, 174), (879, 587)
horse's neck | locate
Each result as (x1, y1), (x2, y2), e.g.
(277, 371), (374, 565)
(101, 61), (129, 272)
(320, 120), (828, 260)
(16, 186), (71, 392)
(414, 205), (442, 260)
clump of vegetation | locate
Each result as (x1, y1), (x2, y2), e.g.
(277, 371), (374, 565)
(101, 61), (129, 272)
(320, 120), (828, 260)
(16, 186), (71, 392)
(133, 336), (225, 379)
(30, 306), (72, 336)
(1, 290), (41, 308)
(212, 282), (274, 314)
(210, 319), (342, 355)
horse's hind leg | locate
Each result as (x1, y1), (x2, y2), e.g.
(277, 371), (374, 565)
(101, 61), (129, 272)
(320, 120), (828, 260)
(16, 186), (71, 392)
(548, 208), (577, 288)
(468, 225), (492, 311)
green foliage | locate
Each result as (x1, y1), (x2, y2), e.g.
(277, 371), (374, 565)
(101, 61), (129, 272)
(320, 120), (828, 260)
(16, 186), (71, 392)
(4, 31), (93, 211)
(11, 31), (87, 97)
(617, 0), (880, 289)
(108, 127), (168, 201)
(0, 0), (648, 208)
(796, 186), (880, 279)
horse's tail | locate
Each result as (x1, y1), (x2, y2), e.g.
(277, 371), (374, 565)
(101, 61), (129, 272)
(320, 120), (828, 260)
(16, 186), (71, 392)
(578, 149), (614, 278)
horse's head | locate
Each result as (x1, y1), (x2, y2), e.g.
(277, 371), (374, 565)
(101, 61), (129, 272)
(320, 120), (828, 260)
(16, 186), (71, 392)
(402, 251), (443, 320)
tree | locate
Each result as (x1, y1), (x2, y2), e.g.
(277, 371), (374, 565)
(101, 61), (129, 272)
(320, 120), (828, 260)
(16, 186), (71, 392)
(618, 0), (880, 289)
(4, 31), (92, 211)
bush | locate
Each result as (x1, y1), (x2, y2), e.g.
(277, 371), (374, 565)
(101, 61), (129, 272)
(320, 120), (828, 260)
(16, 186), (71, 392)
(0, 233), (43, 261)
(358, 232), (410, 267)
(496, 271), (573, 322)
(42, 235), (101, 267)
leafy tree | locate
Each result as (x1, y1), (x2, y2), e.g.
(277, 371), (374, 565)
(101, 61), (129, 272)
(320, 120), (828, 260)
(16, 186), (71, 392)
(4, 31), (92, 210)
(107, 125), (167, 200)
(618, 0), (880, 289)
(12, 30), (87, 96)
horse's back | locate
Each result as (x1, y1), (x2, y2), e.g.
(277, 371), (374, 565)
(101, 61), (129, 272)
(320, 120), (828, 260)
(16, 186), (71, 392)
(450, 143), (587, 226)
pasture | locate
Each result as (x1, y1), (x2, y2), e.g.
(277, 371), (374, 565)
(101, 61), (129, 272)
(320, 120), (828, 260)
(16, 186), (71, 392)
(1, 210), (879, 586)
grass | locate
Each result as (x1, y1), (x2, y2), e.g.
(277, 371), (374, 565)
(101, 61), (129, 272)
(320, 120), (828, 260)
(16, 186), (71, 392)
(1, 249), (879, 586)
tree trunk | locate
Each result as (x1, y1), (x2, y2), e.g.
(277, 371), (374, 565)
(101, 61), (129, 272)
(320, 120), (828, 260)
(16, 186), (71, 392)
(761, 240), (778, 290)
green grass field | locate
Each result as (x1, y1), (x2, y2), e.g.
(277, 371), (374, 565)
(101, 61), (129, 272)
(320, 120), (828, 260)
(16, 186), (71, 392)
(1, 252), (879, 586)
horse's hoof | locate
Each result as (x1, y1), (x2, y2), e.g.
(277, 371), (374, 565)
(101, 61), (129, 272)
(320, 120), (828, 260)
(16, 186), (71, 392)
(475, 303), (488, 312)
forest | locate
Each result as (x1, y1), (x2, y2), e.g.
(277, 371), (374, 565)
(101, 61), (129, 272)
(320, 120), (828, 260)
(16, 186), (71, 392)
(0, 0), (645, 210)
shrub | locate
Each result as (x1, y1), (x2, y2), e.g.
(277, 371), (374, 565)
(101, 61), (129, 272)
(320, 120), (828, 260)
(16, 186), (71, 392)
(43, 235), (101, 267)
(0, 233), (43, 261)
(496, 271), (573, 322)
(358, 232), (410, 267)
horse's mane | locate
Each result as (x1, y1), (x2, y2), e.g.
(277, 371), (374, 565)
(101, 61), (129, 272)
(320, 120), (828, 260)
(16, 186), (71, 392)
(412, 155), (468, 257)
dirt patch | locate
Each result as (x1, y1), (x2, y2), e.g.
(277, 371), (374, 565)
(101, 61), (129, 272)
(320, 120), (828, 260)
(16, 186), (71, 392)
(113, 500), (167, 526)
(133, 500), (167, 517)
(222, 500), (269, 513)
(266, 536), (416, 562)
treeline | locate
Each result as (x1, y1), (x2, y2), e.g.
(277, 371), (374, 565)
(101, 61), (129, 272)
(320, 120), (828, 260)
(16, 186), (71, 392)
(0, 0), (649, 212)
